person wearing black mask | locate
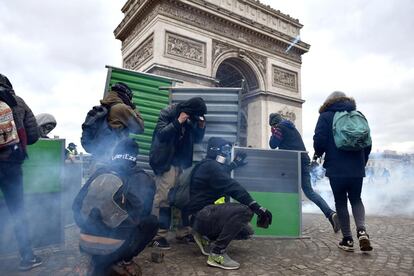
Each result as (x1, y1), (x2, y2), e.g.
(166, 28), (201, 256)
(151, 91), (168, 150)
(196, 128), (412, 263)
(0, 73), (41, 271)
(185, 137), (273, 270)
(73, 138), (158, 275)
(149, 97), (207, 249)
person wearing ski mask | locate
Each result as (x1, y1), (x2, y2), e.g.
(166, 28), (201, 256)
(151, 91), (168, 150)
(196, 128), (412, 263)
(185, 137), (273, 270)
(35, 113), (57, 138)
(149, 97), (207, 249)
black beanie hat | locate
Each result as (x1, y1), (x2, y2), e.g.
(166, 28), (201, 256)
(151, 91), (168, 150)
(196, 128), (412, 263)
(179, 97), (207, 116)
(206, 137), (231, 159)
(111, 138), (139, 167)
(269, 113), (283, 126)
(112, 82), (133, 99)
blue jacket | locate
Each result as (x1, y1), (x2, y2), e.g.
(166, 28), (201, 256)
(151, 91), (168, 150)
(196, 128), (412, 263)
(313, 97), (371, 178)
(269, 120), (310, 163)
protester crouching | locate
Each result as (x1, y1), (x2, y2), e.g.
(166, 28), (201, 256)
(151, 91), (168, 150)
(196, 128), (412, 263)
(72, 138), (158, 275)
(184, 137), (273, 270)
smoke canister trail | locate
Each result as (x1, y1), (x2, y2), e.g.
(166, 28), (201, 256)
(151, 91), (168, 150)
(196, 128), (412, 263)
(285, 35), (301, 53)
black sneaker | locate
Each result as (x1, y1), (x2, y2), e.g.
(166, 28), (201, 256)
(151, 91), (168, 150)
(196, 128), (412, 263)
(338, 237), (354, 252)
(357, 229), (373, 252)
(328, 212), (340, 233)
(19, 255), (43, 271)
(151, 237), (171, 250)
(176, 234), (195, 244)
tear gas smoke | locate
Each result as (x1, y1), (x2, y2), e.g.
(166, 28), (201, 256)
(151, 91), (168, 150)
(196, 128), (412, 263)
(285, 35), (301, 53)
(304, 162), (414, 218)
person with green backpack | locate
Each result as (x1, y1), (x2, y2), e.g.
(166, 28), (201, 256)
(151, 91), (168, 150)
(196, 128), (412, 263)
(313, 91), (372, 252)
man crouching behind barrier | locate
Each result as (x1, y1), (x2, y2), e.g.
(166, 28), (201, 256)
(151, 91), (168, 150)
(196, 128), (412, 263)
(72, 138), (158, 275)
(184, 137), (273, 270)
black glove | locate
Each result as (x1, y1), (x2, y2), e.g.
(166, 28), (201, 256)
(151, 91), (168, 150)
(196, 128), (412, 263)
(229, 152), (248, 170)
(249, 202), (273, 229)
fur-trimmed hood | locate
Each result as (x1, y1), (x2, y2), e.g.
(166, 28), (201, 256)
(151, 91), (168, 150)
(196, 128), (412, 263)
(319, 96), (356, 113)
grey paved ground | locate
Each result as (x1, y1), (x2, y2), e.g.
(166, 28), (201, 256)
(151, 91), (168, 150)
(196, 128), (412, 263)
(0, 214), (413, 276)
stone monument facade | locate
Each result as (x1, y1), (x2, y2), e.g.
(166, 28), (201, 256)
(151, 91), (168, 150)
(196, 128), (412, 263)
(114, 0), (310, 148)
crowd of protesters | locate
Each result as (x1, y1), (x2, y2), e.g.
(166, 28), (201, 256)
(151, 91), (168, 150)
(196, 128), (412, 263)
(0, 75), (372, 275)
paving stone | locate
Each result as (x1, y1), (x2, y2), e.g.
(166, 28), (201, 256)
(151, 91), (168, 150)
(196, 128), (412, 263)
(0, 214), (413, 275)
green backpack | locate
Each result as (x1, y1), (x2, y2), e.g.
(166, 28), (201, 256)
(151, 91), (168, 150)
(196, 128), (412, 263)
(332, 111), (372, 151)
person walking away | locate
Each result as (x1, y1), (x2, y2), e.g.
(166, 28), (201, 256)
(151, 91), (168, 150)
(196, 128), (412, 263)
(268, 113), (339, 233)
(313, 91), (372, 252)
(0, 73), (42, 271)
(149, 97), (207, 249)
(184, 137), (272, 270)
(72, 138), (158, 275)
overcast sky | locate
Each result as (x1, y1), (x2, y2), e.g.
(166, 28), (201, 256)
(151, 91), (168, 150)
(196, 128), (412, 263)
(1, 0), (413, 153)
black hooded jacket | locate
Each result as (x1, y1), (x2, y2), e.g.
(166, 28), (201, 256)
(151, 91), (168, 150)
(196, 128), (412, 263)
(149, 103), (205, 175)
(185, 158), (254, 215)
(313, 96), (371, 178)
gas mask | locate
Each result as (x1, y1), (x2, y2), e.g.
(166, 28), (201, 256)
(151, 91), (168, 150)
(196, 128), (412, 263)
(211, 144), (232, 164)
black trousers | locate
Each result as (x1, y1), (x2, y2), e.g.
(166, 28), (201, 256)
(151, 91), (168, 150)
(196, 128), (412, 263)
(92, 215), (158, 271)
(329, 177), (366, 238)
(192, 203), (253, 254)
(0, 162), (33, 259)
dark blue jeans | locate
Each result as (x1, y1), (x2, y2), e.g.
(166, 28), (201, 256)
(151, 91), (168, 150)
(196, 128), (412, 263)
(302, 159), (334, 218)
(329, 177), (366, 238)
(0, 162), (34, 259)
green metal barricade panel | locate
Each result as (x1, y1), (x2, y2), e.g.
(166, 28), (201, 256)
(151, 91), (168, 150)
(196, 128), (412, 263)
(23, 139), (64, 194)
(232, 147), (303, 238)
(249, 192), (300, 237)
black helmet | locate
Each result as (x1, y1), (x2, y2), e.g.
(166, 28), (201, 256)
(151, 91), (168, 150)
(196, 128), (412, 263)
(111, 82), (133, 100)
(68, 142), (77, 148)
(206, 137), (232, 160)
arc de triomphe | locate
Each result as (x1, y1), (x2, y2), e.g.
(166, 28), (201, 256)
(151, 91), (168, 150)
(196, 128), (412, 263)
(114, 0), (310, 148)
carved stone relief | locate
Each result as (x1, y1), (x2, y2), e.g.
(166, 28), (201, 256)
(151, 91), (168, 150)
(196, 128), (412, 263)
(213, 40), (267, 75)
(155, 2), (302, 63)
(122, 5), (159, 47)
(124, 35), (154, 70)
(165, 32), (206, 67)
(272, 65), (298, 92)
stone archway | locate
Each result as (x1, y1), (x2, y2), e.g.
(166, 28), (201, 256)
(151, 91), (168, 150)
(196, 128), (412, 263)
(214, 57), (261, 146)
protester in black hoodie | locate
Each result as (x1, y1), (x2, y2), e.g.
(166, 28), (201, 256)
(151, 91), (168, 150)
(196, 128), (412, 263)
(268, 113), (339, 233)
(313, 91), (372, 252)
(73, 138), (158, 275)
(0, 73), (41, 271)
(149, 97), (206, 249)
(186, 137), (272, 270)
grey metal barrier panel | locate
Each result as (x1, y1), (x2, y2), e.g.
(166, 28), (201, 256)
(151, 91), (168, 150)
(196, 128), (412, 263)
(232, 147), (304, 194)
(170, 87), (241, 161)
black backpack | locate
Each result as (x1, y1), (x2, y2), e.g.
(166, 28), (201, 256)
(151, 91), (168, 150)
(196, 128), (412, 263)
(168, 160), (206, 210)
(81, 104), (115, 154)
